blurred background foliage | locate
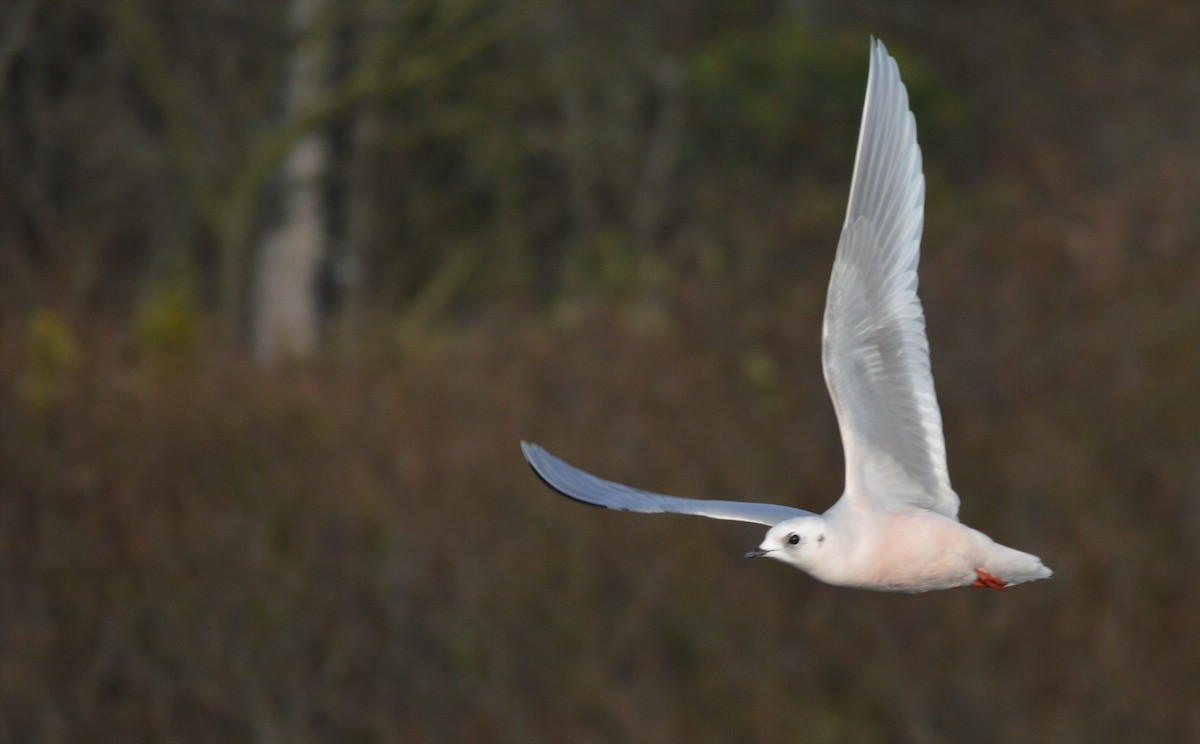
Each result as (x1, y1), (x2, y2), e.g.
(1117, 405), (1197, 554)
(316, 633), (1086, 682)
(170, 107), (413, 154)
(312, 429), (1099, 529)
(2, 0), (1200, 741)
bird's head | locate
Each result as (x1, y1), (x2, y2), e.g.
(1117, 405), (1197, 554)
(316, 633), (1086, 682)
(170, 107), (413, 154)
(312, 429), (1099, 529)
(745, 516), (828, 570)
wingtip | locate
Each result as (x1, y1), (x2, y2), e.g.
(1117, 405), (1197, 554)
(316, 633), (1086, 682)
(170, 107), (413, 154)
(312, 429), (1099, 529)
(520, 442), (614, 511)
(520, 441), (556, 488)
(869, 36), (898, 78)
(520, 441), (545, 473)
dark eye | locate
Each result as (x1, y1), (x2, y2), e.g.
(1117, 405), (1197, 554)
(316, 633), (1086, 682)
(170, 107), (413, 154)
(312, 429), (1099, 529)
(787, 533), (801, 545)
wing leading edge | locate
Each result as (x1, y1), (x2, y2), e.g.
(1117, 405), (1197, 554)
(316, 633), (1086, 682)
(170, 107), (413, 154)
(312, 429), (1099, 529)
(522, 443), (812, 527)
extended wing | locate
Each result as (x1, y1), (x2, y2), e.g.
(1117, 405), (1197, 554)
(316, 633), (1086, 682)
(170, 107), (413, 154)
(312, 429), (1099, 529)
(821, 39), (959, 518)
(522, 443), (812, 527)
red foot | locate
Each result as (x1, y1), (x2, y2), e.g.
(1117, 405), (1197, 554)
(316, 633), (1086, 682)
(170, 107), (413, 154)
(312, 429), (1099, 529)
(971, 568), (1008, 591)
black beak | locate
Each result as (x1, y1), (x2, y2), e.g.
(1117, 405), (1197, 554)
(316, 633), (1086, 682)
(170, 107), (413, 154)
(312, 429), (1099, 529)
(744, 548), (768, 559)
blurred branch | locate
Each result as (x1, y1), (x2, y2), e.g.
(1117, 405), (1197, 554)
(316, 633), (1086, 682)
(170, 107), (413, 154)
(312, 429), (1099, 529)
(111, 0), (525, 340)
(399, 248), (475, 333)
(218, 1), (524, 337)
(109, 0), (223, 231)
(235, 2), (520, 198)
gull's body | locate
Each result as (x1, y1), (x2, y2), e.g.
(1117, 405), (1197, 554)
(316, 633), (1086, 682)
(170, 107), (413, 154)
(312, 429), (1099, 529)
(521, 39), (1051, 593)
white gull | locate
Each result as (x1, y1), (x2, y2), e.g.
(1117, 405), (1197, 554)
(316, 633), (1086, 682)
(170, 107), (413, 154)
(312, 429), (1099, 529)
(522, 38), (1051, 593)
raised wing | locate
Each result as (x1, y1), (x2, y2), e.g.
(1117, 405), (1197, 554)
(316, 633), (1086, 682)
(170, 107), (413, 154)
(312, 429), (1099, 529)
(821, 39), (959, 518)
(522, 443), (812, 526)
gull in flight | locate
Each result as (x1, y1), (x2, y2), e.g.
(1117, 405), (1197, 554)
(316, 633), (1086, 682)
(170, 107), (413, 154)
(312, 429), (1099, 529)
(521, 38), (1051, 593)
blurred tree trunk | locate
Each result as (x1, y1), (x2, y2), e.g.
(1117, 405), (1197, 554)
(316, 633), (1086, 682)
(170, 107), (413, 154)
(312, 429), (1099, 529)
(252, 0), (330, 365)
(630, 57), (684, 256)
(546, 9), (598, 293)
(334, 6), (389, 355)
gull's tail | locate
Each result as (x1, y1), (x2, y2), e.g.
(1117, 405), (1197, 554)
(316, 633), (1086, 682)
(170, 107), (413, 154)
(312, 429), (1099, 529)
(990, 543), (1053, 587)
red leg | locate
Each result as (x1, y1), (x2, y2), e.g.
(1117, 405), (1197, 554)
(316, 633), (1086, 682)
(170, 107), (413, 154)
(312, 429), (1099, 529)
(972, 567), (1008, 591)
